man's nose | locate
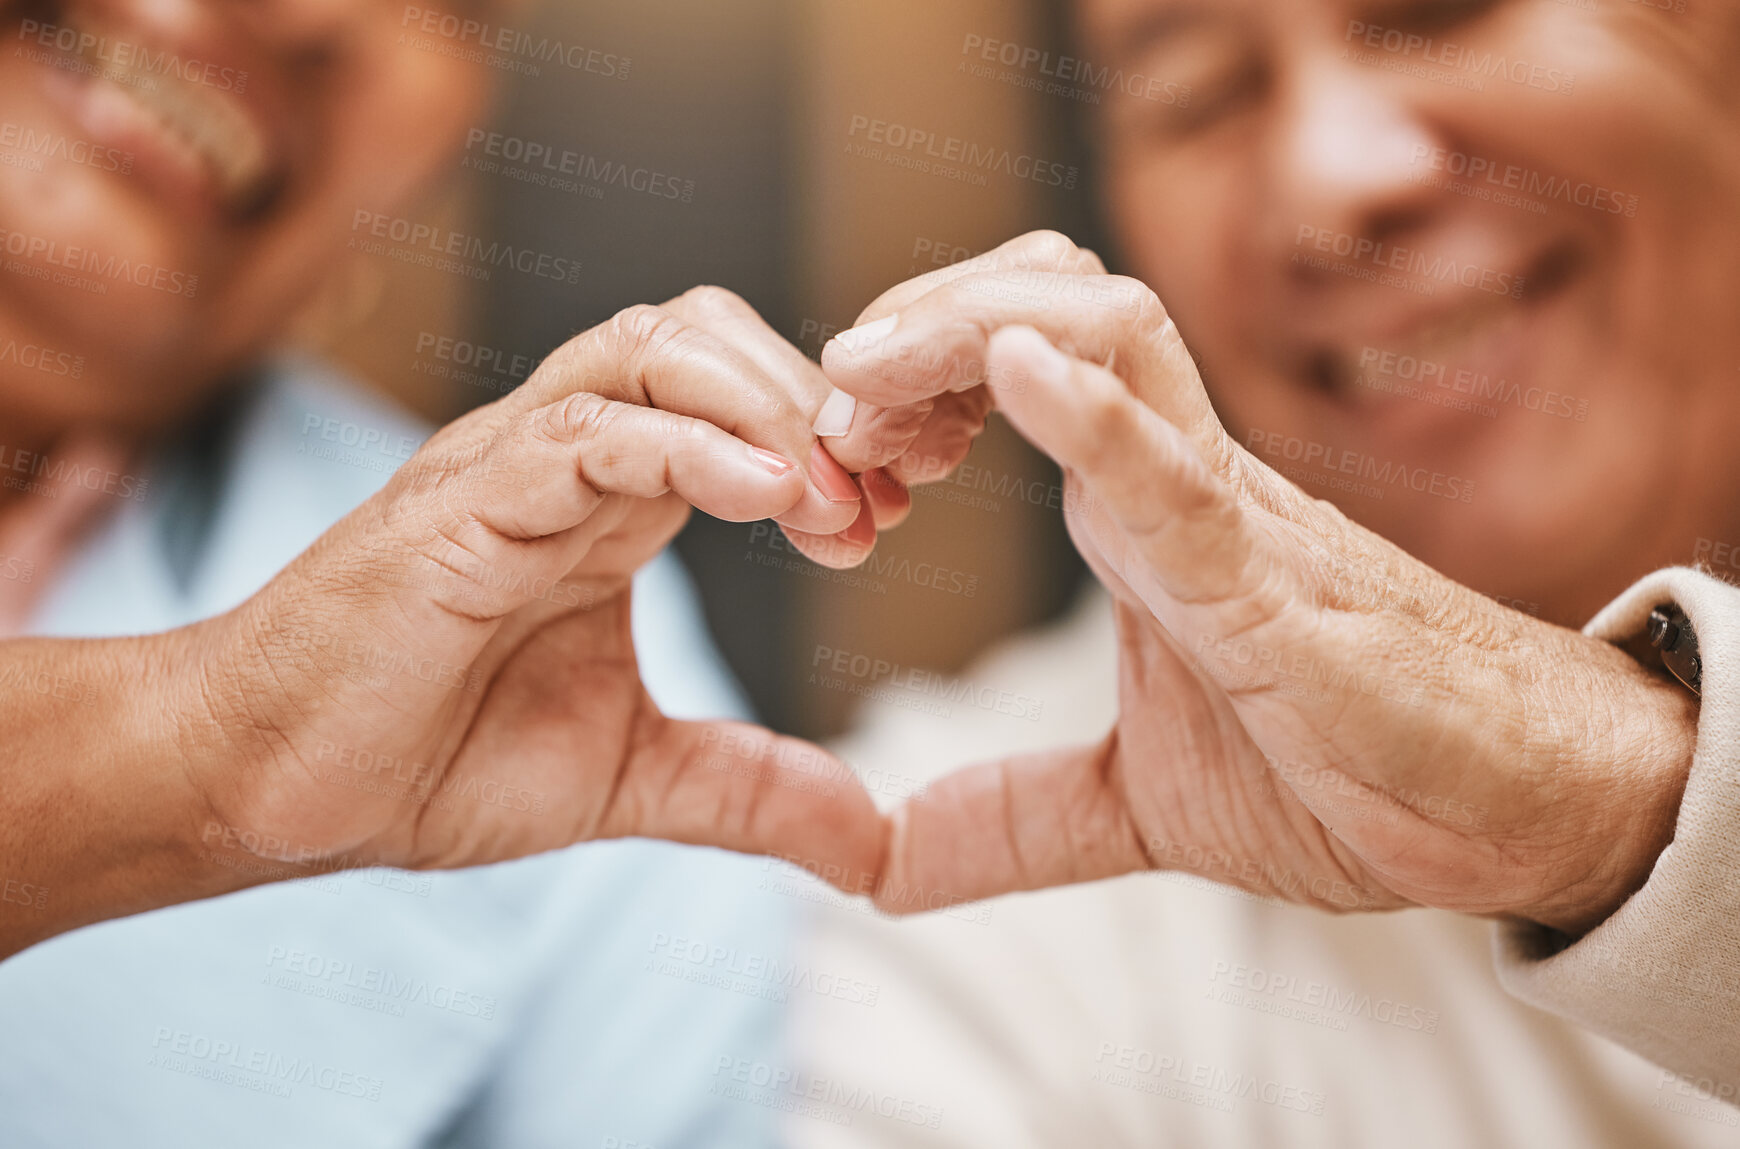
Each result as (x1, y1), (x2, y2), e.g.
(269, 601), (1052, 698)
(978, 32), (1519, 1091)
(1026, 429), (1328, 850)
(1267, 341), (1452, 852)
(1268, 64), (1441, 244)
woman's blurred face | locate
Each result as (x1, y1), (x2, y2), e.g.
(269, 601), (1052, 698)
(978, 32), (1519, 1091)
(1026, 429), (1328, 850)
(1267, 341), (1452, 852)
(1078, 0), (1740, 623)
(0, 0), (489, 445)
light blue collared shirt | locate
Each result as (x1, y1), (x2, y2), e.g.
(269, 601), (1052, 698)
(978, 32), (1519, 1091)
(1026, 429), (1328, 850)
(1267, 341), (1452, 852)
(0, 363), (790, 1148)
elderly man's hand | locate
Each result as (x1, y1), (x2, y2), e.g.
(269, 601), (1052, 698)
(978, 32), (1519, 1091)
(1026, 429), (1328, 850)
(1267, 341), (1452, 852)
(175, 288), (887, 888)
(823, 231), (1697, 936)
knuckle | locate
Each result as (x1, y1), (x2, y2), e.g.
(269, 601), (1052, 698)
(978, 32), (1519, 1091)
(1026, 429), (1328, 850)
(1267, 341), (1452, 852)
(1125, 278), (1171, 330)
(1010, 228), (1079, 269)
(676, 284), (749, 319)
(539, 391), (619, 445)
(607, 303), (690, 364)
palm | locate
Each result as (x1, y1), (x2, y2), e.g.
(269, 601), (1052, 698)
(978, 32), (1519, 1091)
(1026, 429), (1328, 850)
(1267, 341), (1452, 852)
(214, 482), (670, 855)
(420, 594), (662, 866)
(211, 473), (873, 882)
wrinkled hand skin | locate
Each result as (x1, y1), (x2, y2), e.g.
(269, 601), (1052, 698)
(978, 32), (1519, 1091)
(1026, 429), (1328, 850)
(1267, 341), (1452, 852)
(176, 287), (888, 886)
(823, 231), (1697, 937)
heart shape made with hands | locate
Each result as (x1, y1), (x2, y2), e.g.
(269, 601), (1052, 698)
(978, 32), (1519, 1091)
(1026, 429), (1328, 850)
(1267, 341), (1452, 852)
(177, 229), (1686, 943)
(811, 229), (1691, 937)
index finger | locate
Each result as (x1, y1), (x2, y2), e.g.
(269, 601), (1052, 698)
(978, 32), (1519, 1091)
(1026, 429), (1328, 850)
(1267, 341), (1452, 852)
(820, 255), (1133, 411)
(837, 229), (1107, 332)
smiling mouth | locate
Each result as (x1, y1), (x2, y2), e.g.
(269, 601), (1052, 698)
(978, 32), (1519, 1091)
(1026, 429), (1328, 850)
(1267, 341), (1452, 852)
(22, 1), (285, 218)
(1299, 236), (1588, 402)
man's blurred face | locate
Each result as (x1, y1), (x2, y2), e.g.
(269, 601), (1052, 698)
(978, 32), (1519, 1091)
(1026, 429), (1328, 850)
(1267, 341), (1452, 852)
(0, 0), (490, 445)
(1077, 0), (1740, 622)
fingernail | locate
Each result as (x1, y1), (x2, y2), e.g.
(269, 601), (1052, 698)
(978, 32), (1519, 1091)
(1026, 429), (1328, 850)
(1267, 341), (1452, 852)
(813, 387), (857, 438)
(809, 443), (862, 503)
(995, 325), (1072, 389)
(841, 500), (876, 547)
(830, 313), (899, 355)
(748, 446), (796, 476)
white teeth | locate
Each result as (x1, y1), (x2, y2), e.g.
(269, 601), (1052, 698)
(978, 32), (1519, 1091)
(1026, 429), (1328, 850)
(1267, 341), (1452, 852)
(125, 74), (270, 206)
(60, 20), (272, 209)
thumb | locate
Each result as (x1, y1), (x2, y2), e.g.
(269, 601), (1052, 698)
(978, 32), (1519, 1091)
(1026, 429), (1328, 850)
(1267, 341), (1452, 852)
(605, 719), (890, 898)
(873, 736), (1148, 914)
(985, 325), (1265, 607)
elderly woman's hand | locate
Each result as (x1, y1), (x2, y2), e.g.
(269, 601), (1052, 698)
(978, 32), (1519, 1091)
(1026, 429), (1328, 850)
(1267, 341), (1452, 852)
(824, 231), (1697, 936)
(0, 287), (895, 957)
(194, 288), (893, 872)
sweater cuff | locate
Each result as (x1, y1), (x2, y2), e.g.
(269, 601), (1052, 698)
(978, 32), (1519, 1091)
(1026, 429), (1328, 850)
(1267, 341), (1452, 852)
(1494, 567), (1740, 1087)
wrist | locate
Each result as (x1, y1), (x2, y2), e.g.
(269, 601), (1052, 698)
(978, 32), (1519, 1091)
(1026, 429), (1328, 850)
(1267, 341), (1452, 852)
(0, 628), (256, 958)
(170, 612), (361, 885)
(1517, 638), (1697, 936)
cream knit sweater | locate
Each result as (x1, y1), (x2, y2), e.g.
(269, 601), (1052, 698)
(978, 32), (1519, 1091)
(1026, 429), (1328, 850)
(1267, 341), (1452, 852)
(1500, 567), (1740, 1095)
(788, 574), (1740, 1148)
